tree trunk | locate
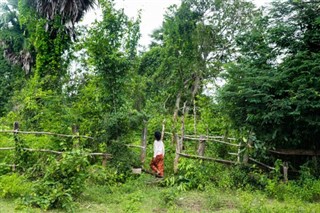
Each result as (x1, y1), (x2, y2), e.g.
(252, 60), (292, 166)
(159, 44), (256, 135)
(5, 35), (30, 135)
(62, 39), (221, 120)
(174, 102), (186, 173)
(140, 120), (147, 164)
(172, 92), (181, 145)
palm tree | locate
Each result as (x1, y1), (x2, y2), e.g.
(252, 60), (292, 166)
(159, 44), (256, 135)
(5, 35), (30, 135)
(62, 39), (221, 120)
(36, 0), (95, 23)
(21, 0), (95, 40)
(0, 0), (33, 74)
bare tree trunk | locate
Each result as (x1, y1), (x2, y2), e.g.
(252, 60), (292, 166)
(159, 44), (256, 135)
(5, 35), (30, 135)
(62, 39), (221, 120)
(193, 99), (197, 135)
(191, 75), (200, 135)
(140, 120), (147, 164)
(172, 92), (181, 145)
(72, 124), (80, 149)
(174, 102), (187, 173)
(173, 135), (181, 174)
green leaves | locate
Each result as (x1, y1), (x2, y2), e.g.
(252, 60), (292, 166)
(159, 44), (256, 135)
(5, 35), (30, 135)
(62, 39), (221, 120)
(219, 0), (320, 150)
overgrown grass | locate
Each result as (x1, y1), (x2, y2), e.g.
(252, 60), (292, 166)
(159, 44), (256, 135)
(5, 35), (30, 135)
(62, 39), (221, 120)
(1, 157), (320, 212)
(2, 173), (320, 212)
(73, 174), (320, 212)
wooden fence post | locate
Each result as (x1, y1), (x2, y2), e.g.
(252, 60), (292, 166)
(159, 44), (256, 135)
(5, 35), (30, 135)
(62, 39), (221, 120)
(283, 162), (288, 183)
(161, 119), (165, 141)
(72, 124), (80, 149)
(242, 131), (253, 165)
(237, 141), (242, 163)
(174, 135), (181, 173)
(140, 120), (147, 164)
(13, 121), (19, 171)
(197, 135), (206, 156)
(102, 154), (107, 167)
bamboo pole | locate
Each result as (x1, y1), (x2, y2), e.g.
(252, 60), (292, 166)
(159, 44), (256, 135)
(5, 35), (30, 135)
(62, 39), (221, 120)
(0, 147), (112, 158)
(180, 136), (240, 147)
(178, 152), (237, 165)
(164, 132), (236, 141)
(0, 130), (93, 139)
(127, 144), (145, 149)
(249, 157), (274, 170)
(22, 148), (63, 154)
(0, 147), (15, 150)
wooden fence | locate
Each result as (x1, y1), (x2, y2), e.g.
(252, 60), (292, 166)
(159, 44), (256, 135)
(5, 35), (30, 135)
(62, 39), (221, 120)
(0, 122), (112, 170)
(3, 121), (316, 182)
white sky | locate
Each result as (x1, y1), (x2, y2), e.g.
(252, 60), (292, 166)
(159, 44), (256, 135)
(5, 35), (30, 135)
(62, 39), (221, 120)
(83, 0), (271, 48)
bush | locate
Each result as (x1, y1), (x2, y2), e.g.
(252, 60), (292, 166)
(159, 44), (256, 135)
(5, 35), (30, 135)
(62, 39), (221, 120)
(0, 173), (33, 198)
(86, 164), (122, 186)
(162, 159), (223, 191)
(21, 150), (89, 211)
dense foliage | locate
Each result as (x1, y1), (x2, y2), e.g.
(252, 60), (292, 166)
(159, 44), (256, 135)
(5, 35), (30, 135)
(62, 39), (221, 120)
(219, 0), (320, 152)
(0, 0), (320, 211)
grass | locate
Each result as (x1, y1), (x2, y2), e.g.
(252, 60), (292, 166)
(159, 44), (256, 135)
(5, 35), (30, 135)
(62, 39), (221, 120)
(1, 173), (320, 212)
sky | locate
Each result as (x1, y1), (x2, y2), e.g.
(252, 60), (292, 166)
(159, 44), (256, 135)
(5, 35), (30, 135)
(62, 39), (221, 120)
(82, 0), (272, 48)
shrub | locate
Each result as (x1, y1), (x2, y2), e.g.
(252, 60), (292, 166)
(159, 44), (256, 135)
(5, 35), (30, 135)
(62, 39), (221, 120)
(162, 159), (221, 191)
(86, 164), (121, 186)
(0, 173), (33, 198)
(21, 150), (89, 211)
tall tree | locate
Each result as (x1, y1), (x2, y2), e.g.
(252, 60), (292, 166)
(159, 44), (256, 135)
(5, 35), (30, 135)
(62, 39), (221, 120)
(27, 0), (95, 39)
(219, 0), (320, 153)
(0, 0), (33, 74)
(78, 0), (140, 141)
(139, 0), (258, 135)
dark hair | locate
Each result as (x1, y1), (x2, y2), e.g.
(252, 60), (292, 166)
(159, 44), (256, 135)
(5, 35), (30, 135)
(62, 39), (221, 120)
(154, 131), (161, 141)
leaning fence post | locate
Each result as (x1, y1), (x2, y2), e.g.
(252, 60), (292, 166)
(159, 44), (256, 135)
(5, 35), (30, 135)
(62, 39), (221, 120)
(13, 121), (19, 171)
(140, 120), (147, 164)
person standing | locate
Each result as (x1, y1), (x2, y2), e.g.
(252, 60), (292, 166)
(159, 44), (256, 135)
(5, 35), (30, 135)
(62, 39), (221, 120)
(150, 131), (165, 177)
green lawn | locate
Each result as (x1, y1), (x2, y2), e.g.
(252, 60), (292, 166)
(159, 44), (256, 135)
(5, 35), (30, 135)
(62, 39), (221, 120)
(1, 174), (320, 212)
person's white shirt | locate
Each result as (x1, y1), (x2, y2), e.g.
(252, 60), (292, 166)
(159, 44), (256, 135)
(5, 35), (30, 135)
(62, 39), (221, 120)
(153, 140), (165, 157)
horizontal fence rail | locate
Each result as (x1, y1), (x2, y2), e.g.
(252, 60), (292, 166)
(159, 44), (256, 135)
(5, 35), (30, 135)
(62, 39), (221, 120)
(0, 130), (94, 139)
(0, 147), (112, 157)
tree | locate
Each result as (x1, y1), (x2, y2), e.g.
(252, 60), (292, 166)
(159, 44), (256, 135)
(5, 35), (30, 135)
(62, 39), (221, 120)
(139, 0), (258, 136)
(77, 0), (140, 141)
(0, 0), (33, 74)
(219, 0), (320, 152)
(26, 0), (95, 39)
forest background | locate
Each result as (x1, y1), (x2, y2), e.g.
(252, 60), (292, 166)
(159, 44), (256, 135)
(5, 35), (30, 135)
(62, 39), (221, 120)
(0, 0), (320, 212)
